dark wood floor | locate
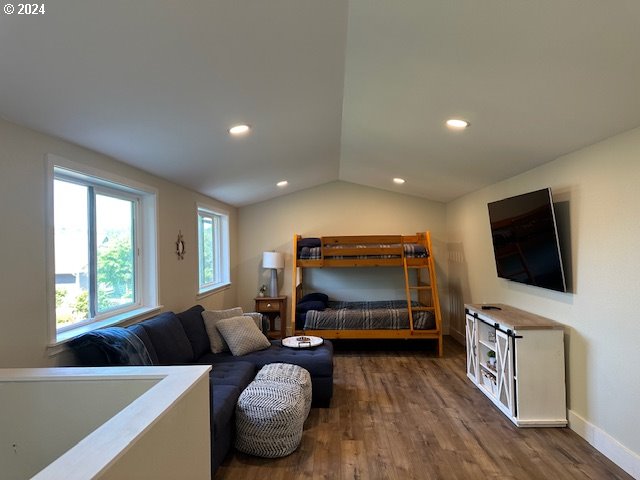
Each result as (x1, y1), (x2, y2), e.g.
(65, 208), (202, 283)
(215, 337), (631, 480)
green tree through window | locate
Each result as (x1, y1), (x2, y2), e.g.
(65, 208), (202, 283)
(98, 237), (134, 311)
(54, 176), (138, 328)
(200, 217), (214, 285)
(197, 207), (229, 293)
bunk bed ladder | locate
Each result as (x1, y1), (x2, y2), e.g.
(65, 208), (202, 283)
(403, 257), (416, 331)
(403, 232), (443, 356)
(403, 259), (435, 328)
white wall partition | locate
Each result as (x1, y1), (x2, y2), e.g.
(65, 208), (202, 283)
(0, 366), (211, 480)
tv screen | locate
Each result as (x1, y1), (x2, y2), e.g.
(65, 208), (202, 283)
(487, 188), (566, 292)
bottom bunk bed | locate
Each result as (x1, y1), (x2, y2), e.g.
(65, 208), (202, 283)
(294, 294), (443, 355)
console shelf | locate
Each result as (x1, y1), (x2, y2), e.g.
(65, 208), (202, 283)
(465, 303), (567, 427)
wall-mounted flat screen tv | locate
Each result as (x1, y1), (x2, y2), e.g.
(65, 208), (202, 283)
(487, 188), (566, 292)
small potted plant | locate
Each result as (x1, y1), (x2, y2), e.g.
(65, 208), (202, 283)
(258, 284), (267, 297)
(487, 350), (496, 368)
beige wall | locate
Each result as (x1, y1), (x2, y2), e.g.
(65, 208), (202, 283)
(237, 181), (448, 335)
(0, 119), (238, 367)
(446, 126), (640, 458)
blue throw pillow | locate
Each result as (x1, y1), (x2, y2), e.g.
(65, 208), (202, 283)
(296, 300), (326, 313)
(299, 292), (329, 305)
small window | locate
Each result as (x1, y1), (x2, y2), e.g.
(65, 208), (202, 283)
(47, 155), (158, 343)
(197, 206), (230, 294)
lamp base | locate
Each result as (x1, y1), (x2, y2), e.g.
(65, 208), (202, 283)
(269, 269), (278, 297)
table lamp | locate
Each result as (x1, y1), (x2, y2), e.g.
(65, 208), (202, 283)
(263, 251), (284, 297)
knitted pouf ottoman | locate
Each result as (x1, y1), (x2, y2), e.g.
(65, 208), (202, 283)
(254, 363), (312, 417)
(235, 379), (306, 458)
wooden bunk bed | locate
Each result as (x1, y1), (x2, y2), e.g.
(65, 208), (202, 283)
(291, 232), (443, 356)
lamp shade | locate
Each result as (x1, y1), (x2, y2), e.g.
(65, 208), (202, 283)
(262, 251), (284, 269)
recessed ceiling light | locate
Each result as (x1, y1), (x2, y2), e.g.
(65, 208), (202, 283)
(276, 180), (288, 188)
(446, 119), (469, 130)
(229, 124), (250, 135)
(393, 178), (406, 184)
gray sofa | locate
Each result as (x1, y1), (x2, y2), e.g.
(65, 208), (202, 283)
(69, 305), (334, 475)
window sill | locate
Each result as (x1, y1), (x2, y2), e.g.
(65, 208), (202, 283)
(48, 305), (163, 356)
(197, 282), (231, 300)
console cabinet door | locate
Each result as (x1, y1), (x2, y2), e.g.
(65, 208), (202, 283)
(465, 314), (478, 382)
(495, 329), (514, 417)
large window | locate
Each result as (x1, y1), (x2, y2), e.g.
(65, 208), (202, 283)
(47, 155), (158, 343)
(197, 206), (230, 294)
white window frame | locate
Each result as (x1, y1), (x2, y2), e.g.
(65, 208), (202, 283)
(46, 154), (160, 345)
(197, 204), (230, 295)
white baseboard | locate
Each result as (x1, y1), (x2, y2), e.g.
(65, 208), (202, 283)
(449, 327), (465, 345)
(568, 410), (640, 479)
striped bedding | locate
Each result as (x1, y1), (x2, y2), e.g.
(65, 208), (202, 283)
(298, 243), (428, 260)
(303, 300), (436, 330)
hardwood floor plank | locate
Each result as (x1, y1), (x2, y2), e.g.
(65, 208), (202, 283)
(215, 337), (632, 480)
(340, 440), (369, 479)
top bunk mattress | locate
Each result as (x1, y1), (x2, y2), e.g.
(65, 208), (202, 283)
(297, 238), (428, 261)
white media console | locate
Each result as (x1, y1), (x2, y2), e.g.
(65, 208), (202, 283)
(465, 303), (567, 427)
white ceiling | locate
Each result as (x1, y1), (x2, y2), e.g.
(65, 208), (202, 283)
(2, 1), (640, 206)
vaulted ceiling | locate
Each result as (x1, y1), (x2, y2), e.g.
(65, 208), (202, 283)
(2, 1), (640, 206)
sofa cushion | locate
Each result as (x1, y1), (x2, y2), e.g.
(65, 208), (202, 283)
(211, 384), (241, 433)
(202, 307), (243, 353)
(127, 324), (160, 365)
(210, 384), (240, 473)
(139, 312), (194, 364)
(216, 316), (271, 356)
(209, 361), (255, 390)
(205, 340), (334, 377)
(176, 305), (209, 359)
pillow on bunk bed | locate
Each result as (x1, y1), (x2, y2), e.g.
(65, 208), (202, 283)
(297, 238), (321, 248)
(295, 313), (308, 330)
(216, 316), (271, 356)
(296, 300), (326, 313)
(299, 292), (329, 305)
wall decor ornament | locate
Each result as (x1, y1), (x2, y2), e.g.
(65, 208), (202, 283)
(176, 230), (185, 260)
